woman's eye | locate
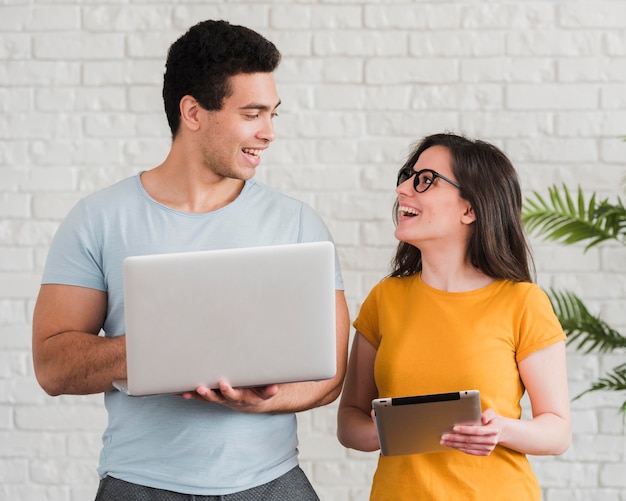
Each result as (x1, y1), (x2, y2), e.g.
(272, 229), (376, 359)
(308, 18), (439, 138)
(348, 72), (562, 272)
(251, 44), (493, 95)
(419, 174), (433, 185)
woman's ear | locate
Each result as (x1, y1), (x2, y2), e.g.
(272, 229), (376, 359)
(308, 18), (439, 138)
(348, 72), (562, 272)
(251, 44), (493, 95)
(461, 204), (476, 225)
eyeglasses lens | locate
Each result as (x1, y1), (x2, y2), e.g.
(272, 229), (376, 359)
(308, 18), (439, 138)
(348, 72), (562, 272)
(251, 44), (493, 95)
(397, 168), (414, 186)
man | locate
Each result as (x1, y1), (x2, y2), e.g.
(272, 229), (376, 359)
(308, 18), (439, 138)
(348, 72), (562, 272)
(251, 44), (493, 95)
(32, 20), (350, 500)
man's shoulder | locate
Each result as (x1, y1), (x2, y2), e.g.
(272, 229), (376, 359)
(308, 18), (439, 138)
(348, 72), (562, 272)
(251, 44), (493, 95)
(245, 179), (311, 210)
(78, 174), (141, 211)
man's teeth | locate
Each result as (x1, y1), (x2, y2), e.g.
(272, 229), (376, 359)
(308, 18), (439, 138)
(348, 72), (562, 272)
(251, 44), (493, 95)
(243, 148), (262, 157)
(399, 206), (420, 216)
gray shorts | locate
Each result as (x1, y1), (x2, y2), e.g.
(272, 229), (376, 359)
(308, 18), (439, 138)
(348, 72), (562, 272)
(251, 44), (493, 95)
(94, 466), (319, 501)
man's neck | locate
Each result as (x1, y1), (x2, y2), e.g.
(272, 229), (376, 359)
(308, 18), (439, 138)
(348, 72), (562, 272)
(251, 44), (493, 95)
(140, 157), (245, 214)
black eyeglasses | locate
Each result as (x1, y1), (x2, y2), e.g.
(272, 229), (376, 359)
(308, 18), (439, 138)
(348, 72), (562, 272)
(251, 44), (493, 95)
(396, 167), (461, 193)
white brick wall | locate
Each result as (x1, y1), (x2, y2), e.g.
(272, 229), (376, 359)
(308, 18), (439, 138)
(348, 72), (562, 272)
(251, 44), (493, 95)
(1, 1), (625, 500)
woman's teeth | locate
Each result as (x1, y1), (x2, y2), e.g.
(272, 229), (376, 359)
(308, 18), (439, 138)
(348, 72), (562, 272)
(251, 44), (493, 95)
(399, 206), (420, 217)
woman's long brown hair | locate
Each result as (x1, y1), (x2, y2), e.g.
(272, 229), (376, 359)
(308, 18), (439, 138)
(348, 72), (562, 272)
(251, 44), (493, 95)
(390, 133), (534, 283)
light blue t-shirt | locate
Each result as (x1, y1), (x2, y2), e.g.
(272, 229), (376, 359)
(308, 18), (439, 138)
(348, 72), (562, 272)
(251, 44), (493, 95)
(41, 173), (344, 495)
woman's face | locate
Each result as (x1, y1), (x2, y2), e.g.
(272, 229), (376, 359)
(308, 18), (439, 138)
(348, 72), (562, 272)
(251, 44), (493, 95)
(394, 145), (474, 249)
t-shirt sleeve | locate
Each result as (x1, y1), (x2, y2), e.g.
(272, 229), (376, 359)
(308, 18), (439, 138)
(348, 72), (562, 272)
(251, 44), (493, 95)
(515, 284), (566, 362)
(41, 199), (106, 291)
(353, 283), (382, 349)
(298, 203), (344, 291)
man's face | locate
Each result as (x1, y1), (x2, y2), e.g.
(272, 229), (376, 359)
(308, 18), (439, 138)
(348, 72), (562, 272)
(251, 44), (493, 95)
(198, 72), (280, 181)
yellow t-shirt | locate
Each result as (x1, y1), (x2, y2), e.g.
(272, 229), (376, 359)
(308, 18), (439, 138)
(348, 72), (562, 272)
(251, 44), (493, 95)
(354, 274), (566, 501)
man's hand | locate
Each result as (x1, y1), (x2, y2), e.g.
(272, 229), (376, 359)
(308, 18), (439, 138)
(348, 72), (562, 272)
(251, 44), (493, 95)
(182, 381), (279, 413)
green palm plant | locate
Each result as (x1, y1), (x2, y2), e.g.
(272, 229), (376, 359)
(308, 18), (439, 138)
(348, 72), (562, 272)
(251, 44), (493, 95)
(522, 184), (626, 413)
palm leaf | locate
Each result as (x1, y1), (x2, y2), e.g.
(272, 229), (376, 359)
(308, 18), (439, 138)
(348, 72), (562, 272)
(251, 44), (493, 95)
(573, 364), (626, 414)
(524, 143), (626, 414)
(522, 185), (626, 250)
(548, 289), (626, 353)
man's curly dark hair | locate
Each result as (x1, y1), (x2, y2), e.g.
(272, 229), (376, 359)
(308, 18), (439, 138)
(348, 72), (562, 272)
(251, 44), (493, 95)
(162, 20), (282, 138)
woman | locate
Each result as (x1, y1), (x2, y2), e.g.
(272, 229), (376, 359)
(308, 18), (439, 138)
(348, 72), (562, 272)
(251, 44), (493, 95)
(337, 133), (571, 500)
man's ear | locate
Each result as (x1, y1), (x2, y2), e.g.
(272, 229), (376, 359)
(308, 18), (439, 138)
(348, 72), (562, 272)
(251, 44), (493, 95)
(179, 95), (202, 132)
(461, 204), (476, 225)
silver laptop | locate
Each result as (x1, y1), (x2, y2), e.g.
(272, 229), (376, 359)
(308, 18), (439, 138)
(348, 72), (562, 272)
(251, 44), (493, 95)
(113, 241), (337, 396)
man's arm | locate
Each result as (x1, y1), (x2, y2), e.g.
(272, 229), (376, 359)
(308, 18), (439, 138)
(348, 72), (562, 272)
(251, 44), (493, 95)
(32, 284), (126, 396)
(188, 290), (351, 413)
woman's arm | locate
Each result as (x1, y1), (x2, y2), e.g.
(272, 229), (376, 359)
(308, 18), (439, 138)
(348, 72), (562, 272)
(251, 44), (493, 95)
(336, 331), (381, 452)
(441, 341), (571, 456)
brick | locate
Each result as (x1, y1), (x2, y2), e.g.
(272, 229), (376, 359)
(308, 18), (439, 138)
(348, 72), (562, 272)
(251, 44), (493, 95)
(0, 7), (30, 31)
(83, 60), (164, 86)
(0, 431), (65, 457)
(0, 114), (82, 141)
(83, 5), (173, 32)
(0, 193), (30, 218)
(532, 458), (599, 487)
(0, 300), (27, 325)
(556, 111), (626, 136)
(0, 351), (29, 378)
(569, 433), (625, 462)
(171, 5), (269, 32)
(32, 194), (82, 220)
(33, 33), (125, 60)
(366, 58), (457, 85)
(461, 112), (552, 138)
(298, 434), (346, 461)
(311, 6), (363, 29)
(605, 32), (626, 57)
(461, 4), (555, 29)
(0, 142), (29, 167)
(507, 137), (598, 162)
(560, 3), (626, 28)
(271, 31), (313, 58)
(410, 83), (504, 110)
(314, 458), (377, 486)
(0, 404), (12, 429)
(30, 457), (100, 485)
(28, 6), (80, 31)
(0, 325), (32, 350)
(364, 4), (461, 29)
(0, 33), (31, 60)
(410, 31), (505, 57)
(315, 31), (408, 57)
(0, 61), (81, 86)
(600, 462), (626, 487)
(507, 84), (598, 110)
(508, 31), (603, 57)
(462, 57), (556, 83)
(270, 5), (312, 29)
(15, 405), (107, 432)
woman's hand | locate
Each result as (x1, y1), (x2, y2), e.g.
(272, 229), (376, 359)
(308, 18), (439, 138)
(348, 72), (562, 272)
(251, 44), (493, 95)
(439, 408), (501, 456)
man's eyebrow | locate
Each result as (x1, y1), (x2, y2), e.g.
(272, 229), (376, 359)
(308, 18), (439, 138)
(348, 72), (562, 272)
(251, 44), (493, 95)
(239, 100), (281, 111)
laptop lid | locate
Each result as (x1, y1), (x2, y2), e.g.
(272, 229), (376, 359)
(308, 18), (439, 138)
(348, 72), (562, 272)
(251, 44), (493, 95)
(372, 390), (482, 455)
(115, 241), (337, 396)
